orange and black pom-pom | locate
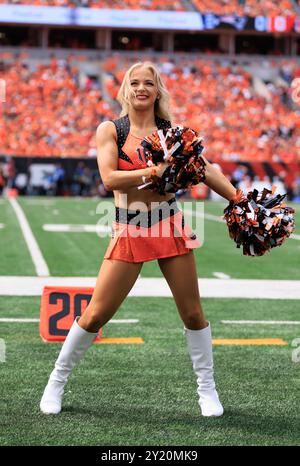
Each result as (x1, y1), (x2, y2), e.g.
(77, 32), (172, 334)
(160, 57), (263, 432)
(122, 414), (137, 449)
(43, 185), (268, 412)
(223, 187), (295, 256)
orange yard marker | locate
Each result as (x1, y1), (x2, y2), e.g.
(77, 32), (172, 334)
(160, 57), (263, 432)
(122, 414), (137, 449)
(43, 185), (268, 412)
(96, 337), (144, 345)
(212, 338), (287, 346)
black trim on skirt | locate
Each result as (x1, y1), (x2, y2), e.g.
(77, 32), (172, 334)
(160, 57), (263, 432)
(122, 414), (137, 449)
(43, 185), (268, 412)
(115, 198), (184, 229)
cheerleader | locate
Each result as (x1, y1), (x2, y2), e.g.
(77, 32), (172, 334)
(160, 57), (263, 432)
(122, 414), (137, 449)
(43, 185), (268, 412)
(40, 61), (237, 416)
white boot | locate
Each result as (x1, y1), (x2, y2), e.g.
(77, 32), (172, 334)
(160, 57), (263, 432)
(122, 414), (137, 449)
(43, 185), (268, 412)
(184, 323), (224, 417)
(40, 317), (98, 415)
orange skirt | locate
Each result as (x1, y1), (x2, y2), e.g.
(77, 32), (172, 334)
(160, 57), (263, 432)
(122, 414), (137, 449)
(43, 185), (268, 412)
(104, 198), (201, 263)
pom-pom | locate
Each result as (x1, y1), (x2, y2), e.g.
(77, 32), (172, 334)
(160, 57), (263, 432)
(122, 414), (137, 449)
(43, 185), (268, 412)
(223, 187), (295, 256)
(137, 126), (206, 195)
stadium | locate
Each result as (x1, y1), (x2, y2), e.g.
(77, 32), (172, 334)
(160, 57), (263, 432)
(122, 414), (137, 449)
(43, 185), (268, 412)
(0, 0), (299, 448)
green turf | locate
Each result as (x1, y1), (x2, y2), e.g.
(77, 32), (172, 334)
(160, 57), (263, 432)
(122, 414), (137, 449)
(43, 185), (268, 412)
(0, 296), (299, 446)
(13, 197), (300, 279)
(0, 199), (35, 276)
(18, 197), (110, 276)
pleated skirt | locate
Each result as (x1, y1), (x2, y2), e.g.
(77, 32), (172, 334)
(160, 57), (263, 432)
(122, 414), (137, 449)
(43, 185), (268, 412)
(104, 197), (201, 263)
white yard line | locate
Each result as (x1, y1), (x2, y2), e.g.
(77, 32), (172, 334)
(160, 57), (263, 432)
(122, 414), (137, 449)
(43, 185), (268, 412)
(0, 276), (300, 299)
(213, 272), (231, 279)
(8, 198), (49, 277)
(222, 320), (300, 325)
(291, 234), (300, 241)
(0, 223), (4, 229)
(0, 318), (139, 324)
(43, 224), (111, 233)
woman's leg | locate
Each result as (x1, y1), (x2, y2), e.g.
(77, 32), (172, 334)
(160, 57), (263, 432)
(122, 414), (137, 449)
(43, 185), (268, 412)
(158, 251), (223, 417)
(40, 259), (143, 415)
(79, 259), (143, 332)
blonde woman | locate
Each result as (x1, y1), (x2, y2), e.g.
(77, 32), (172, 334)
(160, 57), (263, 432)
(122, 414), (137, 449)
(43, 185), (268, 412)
(40, 61), (236, 417)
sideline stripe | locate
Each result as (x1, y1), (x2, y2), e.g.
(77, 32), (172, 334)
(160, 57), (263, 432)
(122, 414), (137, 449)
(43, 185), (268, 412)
(0, 223), (4, 229)
(212, 338), (287, 346)
(0, 318), (139, 324)
(96, 337), (144, 344)
(222, 320), (300, 325)
(9, 199), (49, 277)
(1, 276), (300, 298)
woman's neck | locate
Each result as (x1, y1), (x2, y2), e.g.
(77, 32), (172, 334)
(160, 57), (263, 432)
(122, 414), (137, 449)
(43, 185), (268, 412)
(128, 109), (156, 130)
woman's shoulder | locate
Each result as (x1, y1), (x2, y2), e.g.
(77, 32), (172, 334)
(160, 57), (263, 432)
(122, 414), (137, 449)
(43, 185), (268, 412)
(96, 120), (117, 143)
(96, 120), (117, 136)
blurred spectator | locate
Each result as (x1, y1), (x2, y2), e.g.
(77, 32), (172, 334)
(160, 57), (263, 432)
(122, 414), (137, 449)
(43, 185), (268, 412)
(0, 166), (5, 195)
(14, 172), (28, 195)
(52, 163), (66, 196)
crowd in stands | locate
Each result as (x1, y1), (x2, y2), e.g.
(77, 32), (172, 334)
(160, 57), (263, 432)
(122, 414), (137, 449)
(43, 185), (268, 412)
(0, 0), (188, 11)
(0, 0), (297, 16)
(0, 55), (115, 157)
(191, 0), (295, 17)
(103, 55), (300, 164)
(1, 54), (299, 165)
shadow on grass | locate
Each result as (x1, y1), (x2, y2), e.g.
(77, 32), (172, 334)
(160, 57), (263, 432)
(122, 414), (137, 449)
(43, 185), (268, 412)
(60, 403), (299, 443)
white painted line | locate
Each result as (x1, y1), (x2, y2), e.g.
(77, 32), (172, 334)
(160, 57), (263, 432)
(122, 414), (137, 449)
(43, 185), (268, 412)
(222, 320), (300, 325)
(1, 276), (299, 299)
(291, 234), (300, 241)
(25, 200), (55, 206)
(213, 272), (231, 279)
(0, 223), (4, 229)
(43, 224), (111, 233)
(0, 318), (39, 323)
(184, 209), (224, 223)
(8, 198), (50, 277)
(0, 317), (139, 324)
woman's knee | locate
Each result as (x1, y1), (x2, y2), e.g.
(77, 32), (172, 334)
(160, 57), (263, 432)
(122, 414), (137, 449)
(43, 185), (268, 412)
(79, 302), (112, 332)
(180, 310), (206, 330)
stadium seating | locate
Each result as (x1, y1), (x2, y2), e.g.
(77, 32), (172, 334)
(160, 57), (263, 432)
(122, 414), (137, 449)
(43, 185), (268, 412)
(0, 53), (299, 162)
(0, 0), (188, 11)
(0, 0), (297, 16)
(102, 55), (300, 163)
(191, 0), (296, 17)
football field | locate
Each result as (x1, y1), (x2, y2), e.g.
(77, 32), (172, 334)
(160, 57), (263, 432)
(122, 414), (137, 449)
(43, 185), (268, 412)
(0, 196), (299, 446)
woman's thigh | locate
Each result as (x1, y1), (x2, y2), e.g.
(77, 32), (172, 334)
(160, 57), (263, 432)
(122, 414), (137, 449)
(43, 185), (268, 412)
(79, 259), (143, 331)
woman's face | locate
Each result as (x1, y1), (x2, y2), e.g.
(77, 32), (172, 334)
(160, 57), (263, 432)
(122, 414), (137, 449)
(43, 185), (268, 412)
(128, 66), (159, 111)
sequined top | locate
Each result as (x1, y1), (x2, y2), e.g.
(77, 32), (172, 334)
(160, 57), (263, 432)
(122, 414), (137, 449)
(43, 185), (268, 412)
(112, 115), (171, 171)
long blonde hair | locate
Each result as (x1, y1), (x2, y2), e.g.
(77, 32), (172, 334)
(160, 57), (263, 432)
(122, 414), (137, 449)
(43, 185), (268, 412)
(117, 61), (172, 122)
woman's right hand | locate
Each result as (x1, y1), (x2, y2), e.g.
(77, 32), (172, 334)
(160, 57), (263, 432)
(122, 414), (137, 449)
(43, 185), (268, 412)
(153, 162), (169, 178)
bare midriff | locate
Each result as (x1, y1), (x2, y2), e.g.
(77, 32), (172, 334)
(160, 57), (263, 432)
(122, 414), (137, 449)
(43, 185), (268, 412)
(113, 187), (175, 212)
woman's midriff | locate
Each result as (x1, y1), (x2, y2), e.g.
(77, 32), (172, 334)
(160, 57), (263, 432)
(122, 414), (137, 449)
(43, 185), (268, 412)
(113, 187), (175, 211)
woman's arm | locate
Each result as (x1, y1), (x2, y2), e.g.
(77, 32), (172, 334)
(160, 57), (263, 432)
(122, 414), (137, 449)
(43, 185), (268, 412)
(202, 155), (236, 201)
(96, 121), (153, 191)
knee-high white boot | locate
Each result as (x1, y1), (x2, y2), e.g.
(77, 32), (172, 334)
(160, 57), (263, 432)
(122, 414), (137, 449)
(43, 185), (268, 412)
(184, 323), (224, 417)
(40, 317), (98, 415)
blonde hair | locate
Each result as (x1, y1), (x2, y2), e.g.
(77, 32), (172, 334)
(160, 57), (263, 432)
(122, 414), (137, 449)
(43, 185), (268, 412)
(117, 61), (172, 122)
